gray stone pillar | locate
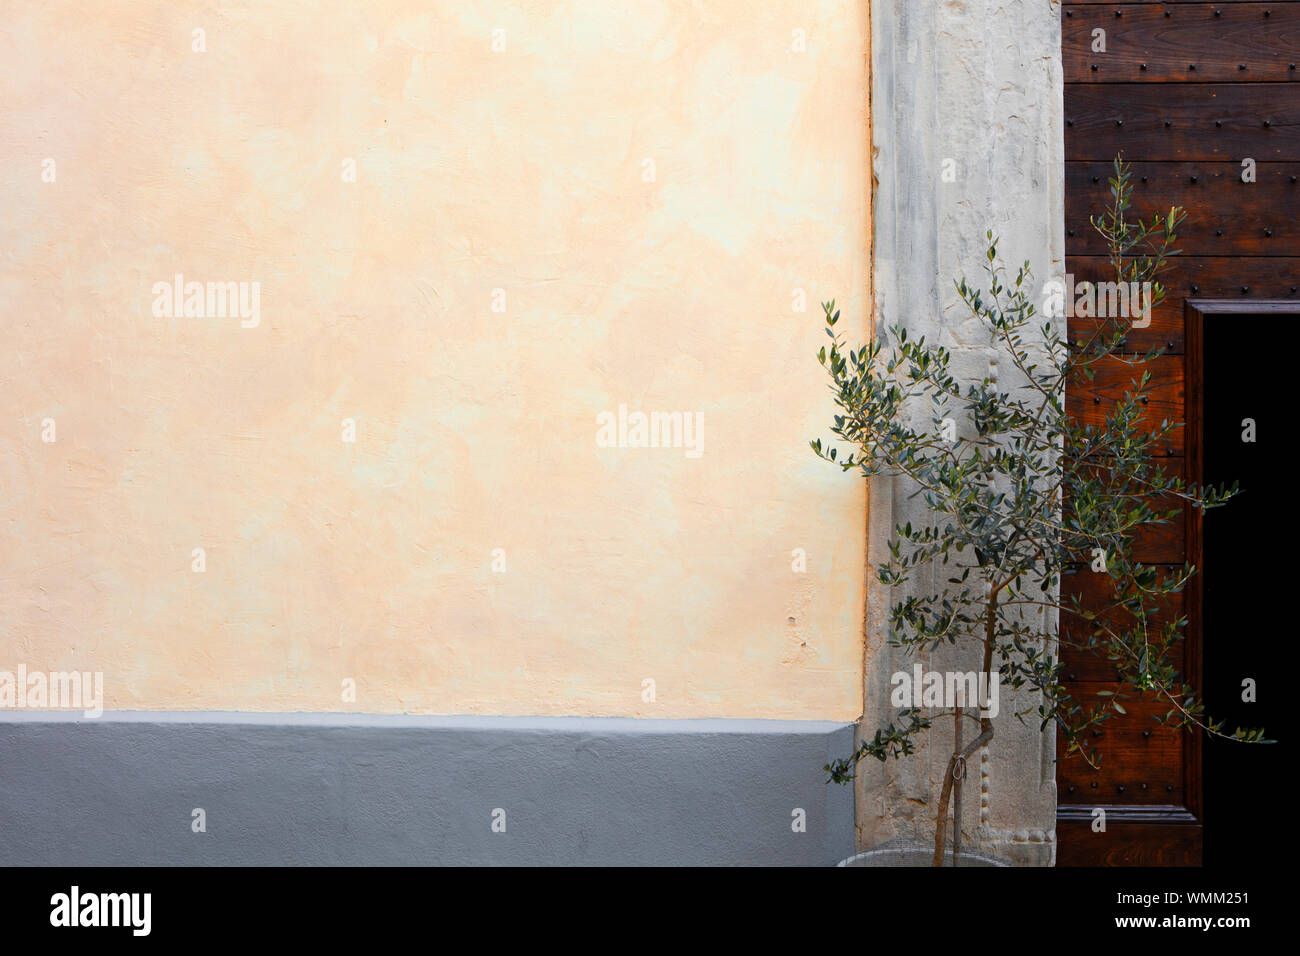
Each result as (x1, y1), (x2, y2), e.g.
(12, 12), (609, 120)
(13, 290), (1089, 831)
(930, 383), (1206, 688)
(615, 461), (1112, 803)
(857, 0), (1064, 866)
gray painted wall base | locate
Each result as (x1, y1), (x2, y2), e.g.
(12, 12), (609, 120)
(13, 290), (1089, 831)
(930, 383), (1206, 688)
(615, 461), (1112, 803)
(0, 713), (854, 866)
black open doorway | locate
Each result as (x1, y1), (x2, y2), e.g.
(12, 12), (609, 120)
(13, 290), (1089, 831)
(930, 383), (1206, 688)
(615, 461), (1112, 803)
(1190, 300), (1293, 869)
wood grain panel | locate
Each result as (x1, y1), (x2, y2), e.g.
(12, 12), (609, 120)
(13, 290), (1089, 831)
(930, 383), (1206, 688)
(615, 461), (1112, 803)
(1063, 4), (1300, 83)
(1065, 353), (1185, 455)
(1066, 162), (1300, 255)
(1061, 497), (1185, 563)
(1059, 565), (1187, 682)
(1066, 83), (1300, 160)
(1058, 687), (1188, 804)
(1065, 256), (1300, 352)
(1056, 814), (1201, 867)
(1070, 1), (1288, 4)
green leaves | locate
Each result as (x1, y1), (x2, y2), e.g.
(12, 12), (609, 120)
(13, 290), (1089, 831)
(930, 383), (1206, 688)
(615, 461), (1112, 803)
(825, 709), (934, 783)
(810, 155), (1265, 783)
(823, 299), (839, 326)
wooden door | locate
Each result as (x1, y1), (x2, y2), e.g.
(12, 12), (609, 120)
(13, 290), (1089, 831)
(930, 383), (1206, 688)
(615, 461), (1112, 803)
(1058, 1), (1300, 865)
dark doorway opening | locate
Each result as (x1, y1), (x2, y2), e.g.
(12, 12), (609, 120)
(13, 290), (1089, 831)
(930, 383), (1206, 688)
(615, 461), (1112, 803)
(1191, 300), (1292, 869)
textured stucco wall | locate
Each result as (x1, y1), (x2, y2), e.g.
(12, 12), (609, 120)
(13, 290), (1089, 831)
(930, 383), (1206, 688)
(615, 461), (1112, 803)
(0, 2), (870, 718)
(858, 0), (1062, 864)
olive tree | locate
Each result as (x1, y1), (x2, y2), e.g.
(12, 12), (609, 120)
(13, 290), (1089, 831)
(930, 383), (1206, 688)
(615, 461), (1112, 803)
(813, 159), (1267, 866)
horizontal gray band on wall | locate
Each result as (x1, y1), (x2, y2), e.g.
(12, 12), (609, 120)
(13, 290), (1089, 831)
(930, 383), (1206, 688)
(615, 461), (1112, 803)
(0, 712), (855, 866)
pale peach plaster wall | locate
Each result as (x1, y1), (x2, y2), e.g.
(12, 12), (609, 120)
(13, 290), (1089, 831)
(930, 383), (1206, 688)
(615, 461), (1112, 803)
(0, 1), (870, 717)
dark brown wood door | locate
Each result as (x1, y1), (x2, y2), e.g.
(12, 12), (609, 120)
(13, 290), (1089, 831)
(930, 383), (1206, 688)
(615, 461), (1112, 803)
(1058, 1), (1300, 865)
